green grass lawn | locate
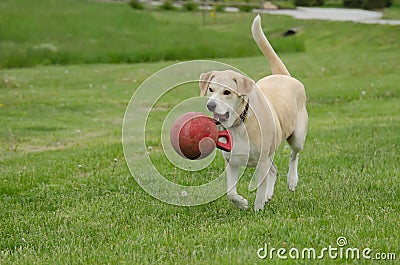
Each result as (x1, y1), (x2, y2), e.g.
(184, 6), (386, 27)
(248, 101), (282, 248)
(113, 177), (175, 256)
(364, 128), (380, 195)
(1, 1), (400, 264)
(0, 0), (302, 68)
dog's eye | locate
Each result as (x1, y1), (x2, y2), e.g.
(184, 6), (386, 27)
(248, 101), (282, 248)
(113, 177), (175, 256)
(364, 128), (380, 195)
(223, 90), (231, 95)
(208, 87), (213, 92)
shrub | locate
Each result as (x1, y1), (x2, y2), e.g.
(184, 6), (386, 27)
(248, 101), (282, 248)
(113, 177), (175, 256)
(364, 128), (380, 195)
(238, 3), (258, 12)
(214, 4), (225, 12)
(160, 0), (176, 11)
(273, 1), (297, 9)
(183, 1), (199, 11)
(343, 0), (363, 7)
(363, 0), (392, 9)
(128, 0), (145, 10)
(294, 0), (325, 6)
(343, 0), (391, 9)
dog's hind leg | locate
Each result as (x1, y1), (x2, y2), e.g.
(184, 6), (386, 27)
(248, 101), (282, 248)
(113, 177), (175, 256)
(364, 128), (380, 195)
(265, 160), (277, 203)
(286, 109), (308, 191)
(287, 150), (300, 191)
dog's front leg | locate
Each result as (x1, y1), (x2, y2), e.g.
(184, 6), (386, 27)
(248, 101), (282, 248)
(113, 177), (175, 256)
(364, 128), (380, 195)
(226, 164), (248, 210)
(254, 159), (275, 212)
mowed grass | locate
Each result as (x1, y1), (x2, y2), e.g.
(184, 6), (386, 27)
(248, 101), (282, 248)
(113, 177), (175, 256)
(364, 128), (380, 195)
(0, 0), (304, 68)
(1, 3), (400, 265)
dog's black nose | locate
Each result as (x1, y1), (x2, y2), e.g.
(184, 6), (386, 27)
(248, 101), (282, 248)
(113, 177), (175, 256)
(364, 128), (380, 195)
(207, 101), (216, 112)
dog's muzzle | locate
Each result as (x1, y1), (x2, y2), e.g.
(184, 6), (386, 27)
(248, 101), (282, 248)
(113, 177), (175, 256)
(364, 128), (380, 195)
(213, 111), (229, 122)
(207, 101), (229, 122)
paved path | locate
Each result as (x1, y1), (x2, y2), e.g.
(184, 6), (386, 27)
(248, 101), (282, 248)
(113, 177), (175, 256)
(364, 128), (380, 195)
(258, 7), (400, 26)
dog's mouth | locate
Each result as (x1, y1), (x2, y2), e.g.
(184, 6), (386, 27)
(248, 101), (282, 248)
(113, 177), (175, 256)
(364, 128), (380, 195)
(213, 111), (229, 122)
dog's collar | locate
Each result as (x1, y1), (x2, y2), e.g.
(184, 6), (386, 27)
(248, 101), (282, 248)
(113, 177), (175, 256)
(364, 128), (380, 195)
(214, 97), (249, 127)
(237, 98), (250, 125)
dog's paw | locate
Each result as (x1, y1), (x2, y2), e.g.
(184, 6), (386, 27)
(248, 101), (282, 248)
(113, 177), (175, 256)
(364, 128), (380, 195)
(254, 200), (265, 212)
(287, 177), (298, 192)
(265, 191), (273, 203)
(228, 194), (249, 210)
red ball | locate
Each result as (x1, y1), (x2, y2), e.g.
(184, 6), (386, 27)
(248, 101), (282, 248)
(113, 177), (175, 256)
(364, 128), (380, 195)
(170, 112), (218, 160)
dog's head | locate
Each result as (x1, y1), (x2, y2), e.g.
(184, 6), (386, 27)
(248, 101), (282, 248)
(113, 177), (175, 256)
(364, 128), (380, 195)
(199, 70), (254, 128)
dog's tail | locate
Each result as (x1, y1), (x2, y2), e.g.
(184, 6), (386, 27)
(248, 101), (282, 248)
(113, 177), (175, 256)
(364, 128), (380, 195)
(251, 15), (290, 76)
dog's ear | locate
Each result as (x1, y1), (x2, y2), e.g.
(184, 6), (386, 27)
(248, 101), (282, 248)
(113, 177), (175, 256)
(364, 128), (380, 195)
(199, 71), (215, 96)
(234, 75), (254, 96)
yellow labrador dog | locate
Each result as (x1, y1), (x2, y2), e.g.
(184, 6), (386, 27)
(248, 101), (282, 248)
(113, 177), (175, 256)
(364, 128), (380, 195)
(199, 15), (308, 211)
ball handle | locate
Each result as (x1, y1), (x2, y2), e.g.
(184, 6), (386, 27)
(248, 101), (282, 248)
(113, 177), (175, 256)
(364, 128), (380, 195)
(216, 130), (232, 152)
